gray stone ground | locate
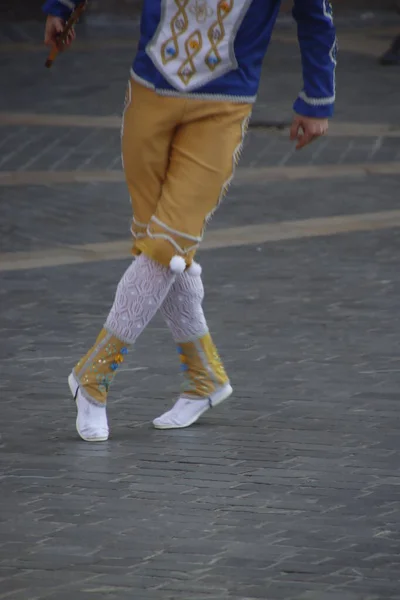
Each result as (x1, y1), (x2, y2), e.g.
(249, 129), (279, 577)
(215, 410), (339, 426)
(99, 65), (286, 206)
(1, 12), (400, 600)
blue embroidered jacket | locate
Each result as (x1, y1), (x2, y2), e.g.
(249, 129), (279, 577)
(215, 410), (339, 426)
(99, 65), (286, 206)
(43, 0), (337, 117)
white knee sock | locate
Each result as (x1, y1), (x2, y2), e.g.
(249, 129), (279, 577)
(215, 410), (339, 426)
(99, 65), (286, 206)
(160, 263), (209, 342)
(105, 254), (184, 344)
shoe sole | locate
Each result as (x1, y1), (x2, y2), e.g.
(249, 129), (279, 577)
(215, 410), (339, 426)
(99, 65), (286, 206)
(153, 384), (233, 430)
(68, 372), (109, 442)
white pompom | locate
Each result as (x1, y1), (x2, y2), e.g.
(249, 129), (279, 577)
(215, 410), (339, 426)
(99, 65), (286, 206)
(169, 255), (186, 274)
(187, 261), (202, 277)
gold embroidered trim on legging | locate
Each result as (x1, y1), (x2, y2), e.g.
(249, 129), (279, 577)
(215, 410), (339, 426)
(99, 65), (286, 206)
(194, 337), (220, 388)
(177, 332), (229, 398)
(73, 328), (129, 405)
(74, 329), (111, 379)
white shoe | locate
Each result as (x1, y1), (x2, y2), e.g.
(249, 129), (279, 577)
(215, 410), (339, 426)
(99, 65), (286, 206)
(152, 383), (233, 430)
(68, 372), (109, 442)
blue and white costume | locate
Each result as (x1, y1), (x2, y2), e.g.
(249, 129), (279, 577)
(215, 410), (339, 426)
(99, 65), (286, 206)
(44, 0), (337, 117)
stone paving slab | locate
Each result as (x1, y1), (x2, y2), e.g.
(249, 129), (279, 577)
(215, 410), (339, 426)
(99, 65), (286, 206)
(2, 175), (400, 254)
(1, 125), (400, 173)
(2, 231), (400, 599)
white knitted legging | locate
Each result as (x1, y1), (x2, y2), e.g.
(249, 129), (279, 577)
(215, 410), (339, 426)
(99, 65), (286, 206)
(105, 256), (208, 347)
(160, 264), (208, 343)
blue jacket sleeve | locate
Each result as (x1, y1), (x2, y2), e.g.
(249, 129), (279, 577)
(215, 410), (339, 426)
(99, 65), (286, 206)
(292, 0), (337, 118)
(42, 0), (77, 19)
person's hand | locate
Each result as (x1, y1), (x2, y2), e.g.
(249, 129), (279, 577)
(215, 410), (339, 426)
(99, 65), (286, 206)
(290, 115), (329, 150)
(44, 16), (75, 51)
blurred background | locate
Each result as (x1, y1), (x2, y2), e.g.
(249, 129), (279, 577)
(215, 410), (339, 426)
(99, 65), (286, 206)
(0, 0), (398, 20)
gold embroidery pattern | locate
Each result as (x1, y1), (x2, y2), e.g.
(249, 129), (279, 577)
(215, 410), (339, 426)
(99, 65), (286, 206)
(189, 0), (213, 24)
(74, 329), (129, 404)
(205, 0), (233, 72)
(178, 30), (203, 86)
(178, 333), (229, 398)
(161, 0), (190, 65)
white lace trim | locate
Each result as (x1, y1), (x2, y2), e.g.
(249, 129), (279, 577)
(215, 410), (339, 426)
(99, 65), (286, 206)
(146, 231), (199, 255)
(131, 217), (149, 238)
(130, 70), (257, 104)
(130, 217), (148, 240)
(151, 216), (202, 243)
(131, 230), (147, 240)
(131, 216), (202, 254)
(132, 216), (148, 229)
(298, 91), (335, 106)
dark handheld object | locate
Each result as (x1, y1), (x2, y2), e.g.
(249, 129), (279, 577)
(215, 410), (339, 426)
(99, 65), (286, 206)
(45, 0), (88, 68)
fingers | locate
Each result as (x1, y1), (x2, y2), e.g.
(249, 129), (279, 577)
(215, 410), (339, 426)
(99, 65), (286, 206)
(290, 122), (298, 142)
(296, 129), (316, 150)
(44, 17), (64, 47)
(290, 119), (312, 150)
(44, 17), (75, 51)
(290, 117), (329, 150)
(44, 26), (54, 46)
(64, 27), (76, 48)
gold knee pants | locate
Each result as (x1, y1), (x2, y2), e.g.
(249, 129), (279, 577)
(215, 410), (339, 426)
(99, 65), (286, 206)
(122, 80), (251, 267)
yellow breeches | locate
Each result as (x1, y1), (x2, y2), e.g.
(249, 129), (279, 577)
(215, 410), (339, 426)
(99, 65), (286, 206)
(122, 79), (251, 268)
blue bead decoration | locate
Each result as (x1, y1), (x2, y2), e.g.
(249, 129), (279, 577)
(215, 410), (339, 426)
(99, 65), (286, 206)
(207, 55), (219, 66)
(110, 362), (119, 371)
(166, 47), (176, 56)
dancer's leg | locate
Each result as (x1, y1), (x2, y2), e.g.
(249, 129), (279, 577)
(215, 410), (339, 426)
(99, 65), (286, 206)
(70, 253), (185, 441)
(134, 99), (252, 266)
(138, 99), (251, 429)
(70, 81), (186, 442)
(71, 90), (251, 439)
(155, 263), (232, 429)
(122, 79), (185, 255)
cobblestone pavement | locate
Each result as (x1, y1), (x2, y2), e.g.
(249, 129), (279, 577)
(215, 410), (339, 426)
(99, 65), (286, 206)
(1, 14), (400, 600)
